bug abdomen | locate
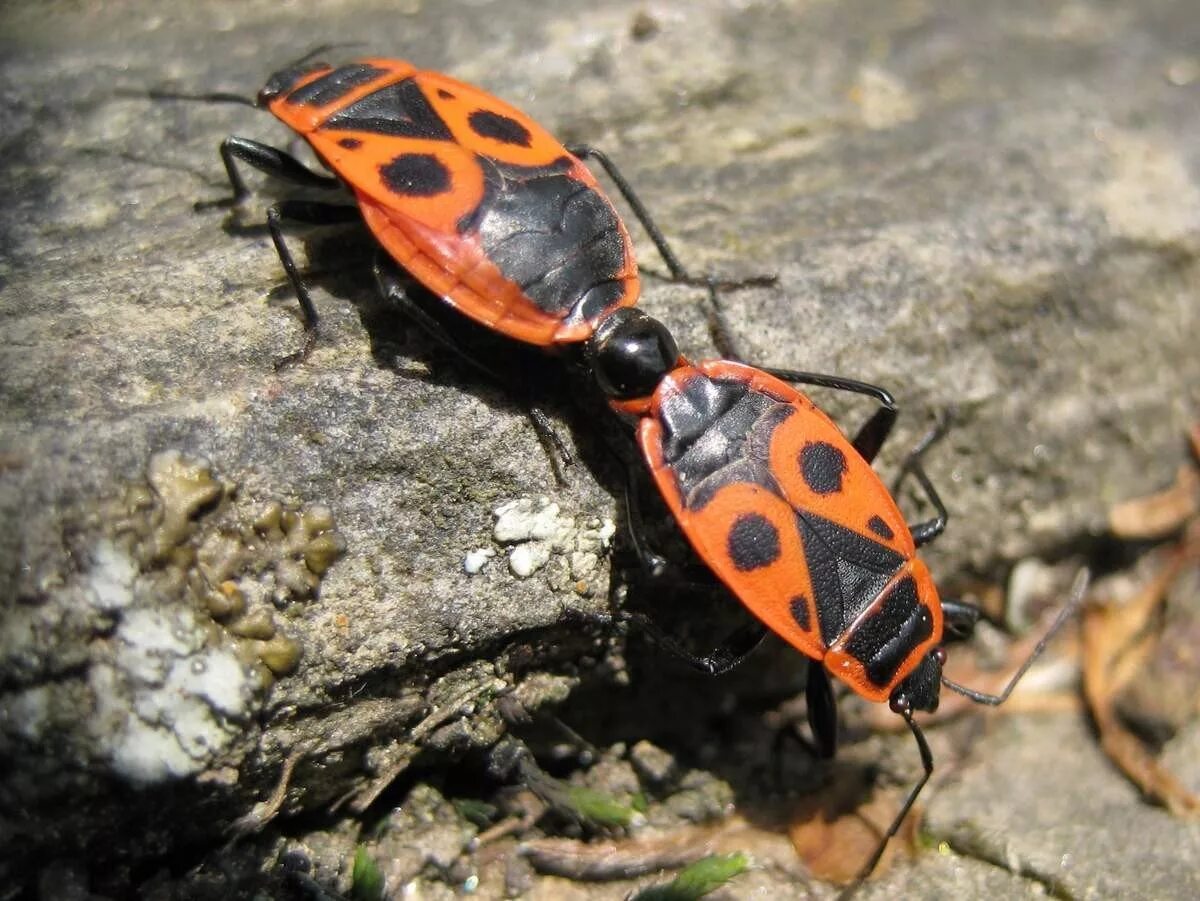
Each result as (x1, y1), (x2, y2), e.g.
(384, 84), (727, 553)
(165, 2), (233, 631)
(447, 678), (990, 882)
(466, 157), (633, 328)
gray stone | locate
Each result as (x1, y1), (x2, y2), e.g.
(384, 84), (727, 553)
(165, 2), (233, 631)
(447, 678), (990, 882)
(1, 0), (1198, 897)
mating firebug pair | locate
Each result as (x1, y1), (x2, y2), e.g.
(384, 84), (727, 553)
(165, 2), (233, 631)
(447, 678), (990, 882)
(169, 50), (1083, 888)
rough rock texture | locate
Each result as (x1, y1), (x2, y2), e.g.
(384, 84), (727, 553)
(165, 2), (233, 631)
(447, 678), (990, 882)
(1, 0), (1198, 897)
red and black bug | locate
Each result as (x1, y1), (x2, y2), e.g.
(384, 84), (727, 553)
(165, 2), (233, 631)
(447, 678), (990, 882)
(584, 309), (1086, 886)
(165, 51), (762, 368)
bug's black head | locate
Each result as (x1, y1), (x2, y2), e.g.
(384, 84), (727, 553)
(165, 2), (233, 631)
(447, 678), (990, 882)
(586, 309), (679, 401)
(257, 62), (333, 106)
(890, 646), (946, 715)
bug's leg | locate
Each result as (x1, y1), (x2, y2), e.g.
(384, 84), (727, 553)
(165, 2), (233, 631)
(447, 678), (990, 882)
(567, 144), (777, 290)
(940, 598), (982, 639)
(806, 662), (838, 760)
(626, 611), (769, 676)
(200, 136), (341, 209)
(620, 456), (722, 584)
(264, 200), (361, 368)
(839, 703), (934, 897)
(373, 255), (573, 482)
(617, 459), (771, 676)
(619, 457), (769, 674)
(740, 360), (902, 464)
(889, 411), (955, 547)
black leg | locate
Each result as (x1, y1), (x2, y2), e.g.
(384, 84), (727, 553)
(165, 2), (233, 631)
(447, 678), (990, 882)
(891, 411), (955, 547)
(740, 362), (902, 465)
(264, 200), (361, 368)
(940, 598), (982, 639)
(621, 458), (723, 584)
(200, 136), (341, 209)
(806, 663), (838, 760)
(737, 355), (952, 546)
(567, 145), (777, 289)
(628, 611), (769, 676)
(373, 255), (573, 482)
(567, 144), (688, 281)
(619, 459), (769, 673)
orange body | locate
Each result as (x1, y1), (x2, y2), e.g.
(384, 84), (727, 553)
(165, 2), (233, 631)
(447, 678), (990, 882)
(637, 360), (944, 701)
(265, 58), (640, 346)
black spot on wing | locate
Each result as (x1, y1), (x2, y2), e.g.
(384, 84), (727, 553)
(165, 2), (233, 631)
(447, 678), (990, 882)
(800, 441), (847, 495)
(867, 515), (894, 539)
(727, 513), (781, 571)
(338, 137), (362, 149)
(437, 88), (456, 100)
(379, 153), (451, 197)
(468, 109), (532, 147)
(322, 78), (453, 139)
(286, 63), (388, 107)
(789, 595), (811, 631)
(842, 576), (933, 689)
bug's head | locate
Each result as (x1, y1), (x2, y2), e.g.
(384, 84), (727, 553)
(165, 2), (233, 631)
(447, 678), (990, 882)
(257, 62), (334, 107)
(889, 646), (946, 715)
(586, 309), (680, 401)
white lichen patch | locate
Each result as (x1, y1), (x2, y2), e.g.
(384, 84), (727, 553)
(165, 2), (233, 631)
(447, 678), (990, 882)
(89, 605), (257, 784)
(1, 450), (346, 787)
(491, 497), (615, 590)
(84, 540), (139, 611)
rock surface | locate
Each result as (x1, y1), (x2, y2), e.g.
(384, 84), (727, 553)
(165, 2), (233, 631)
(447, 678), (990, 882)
(1, 0), (1198, 897)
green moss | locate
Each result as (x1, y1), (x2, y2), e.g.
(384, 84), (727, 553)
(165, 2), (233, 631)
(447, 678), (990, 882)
(350, 845), (384, 901)
(630, 852), (751, 900)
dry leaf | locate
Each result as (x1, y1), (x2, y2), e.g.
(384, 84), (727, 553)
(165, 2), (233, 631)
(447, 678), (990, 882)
(786, 767), (917, 885)
(1109, 463), (1199, 539)
(1082, 535), (1200, 817)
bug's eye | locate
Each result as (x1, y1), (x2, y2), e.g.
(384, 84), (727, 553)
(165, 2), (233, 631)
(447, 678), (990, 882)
(587, 309), (679, 400)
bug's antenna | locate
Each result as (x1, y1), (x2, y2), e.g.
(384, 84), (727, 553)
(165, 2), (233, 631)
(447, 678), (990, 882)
(836, 705), (933, 901)
(142, 42), (370, 108)
(941, 567), (1089, 705)
(146, 88), (256, 106)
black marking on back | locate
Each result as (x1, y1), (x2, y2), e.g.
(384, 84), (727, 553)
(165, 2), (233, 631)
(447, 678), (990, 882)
(261, 63), (331, 104)
(379, 153), (451, 197)
(658, 374), (793, 510)
(789, 595), (811, 631)
(321, 78), (454, 139)
(461, 156), (627, 323)
(469, 109), (532, 147)
(842, 576), (933, 688)
(796, 511), (906, 646)
(287, 63), (388, 107)
(867, 515), (894, 539)
(727, 513), (781, 571)
(800, 441), (847, 494)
